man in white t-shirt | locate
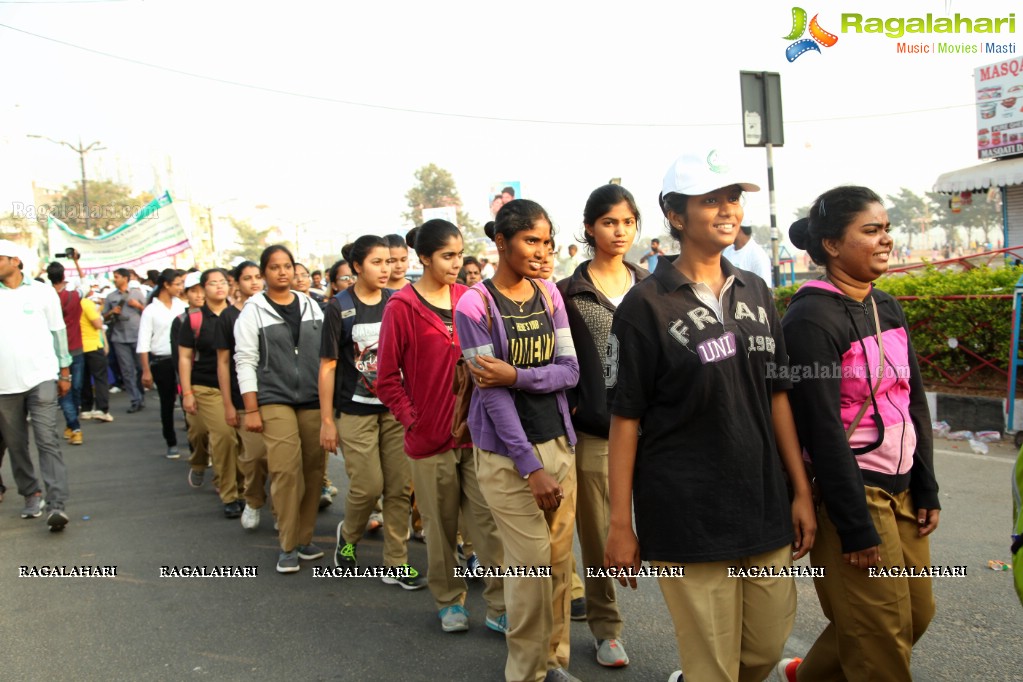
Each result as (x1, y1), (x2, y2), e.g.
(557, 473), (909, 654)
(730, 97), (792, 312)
(722, 225), (773, 288)
(0, 240), (73, 531)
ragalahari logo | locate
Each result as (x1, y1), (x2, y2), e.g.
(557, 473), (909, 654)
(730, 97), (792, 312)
(784, 7), (839, 62)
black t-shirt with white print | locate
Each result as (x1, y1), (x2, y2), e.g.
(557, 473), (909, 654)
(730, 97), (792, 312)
(319, 289), (388, 417)
(484, 279), (565, 444)
(608, 256), (794, 564)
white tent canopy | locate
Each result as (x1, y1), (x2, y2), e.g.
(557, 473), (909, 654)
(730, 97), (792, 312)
(934, 157), (1023, 194)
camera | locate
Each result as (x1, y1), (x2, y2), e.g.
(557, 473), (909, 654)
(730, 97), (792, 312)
(56, 247), (80, 260)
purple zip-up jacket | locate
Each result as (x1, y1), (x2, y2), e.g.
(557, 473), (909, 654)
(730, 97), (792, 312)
(454, 279), (579, 477)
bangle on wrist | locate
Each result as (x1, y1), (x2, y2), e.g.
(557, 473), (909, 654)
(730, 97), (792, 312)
(182, 391), (194, 396)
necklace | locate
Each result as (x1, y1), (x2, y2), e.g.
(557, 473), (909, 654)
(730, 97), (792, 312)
(494, 282), (530, 313)
(589, 265), (630, 298)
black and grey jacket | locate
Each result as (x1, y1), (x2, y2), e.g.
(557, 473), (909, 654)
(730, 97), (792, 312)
(234, 291), (323, 407)
(557, 260), (648, 438)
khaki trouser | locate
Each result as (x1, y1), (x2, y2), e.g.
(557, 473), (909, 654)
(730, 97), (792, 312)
(798, 487), (935, 682)
(186, 411), (210, 474)
(476, 436), (576, 682)
(237, 424), (268, 509)
(338, 411), (411, 567)
(653, 543), (796, 682)
(194, 385), (241, 504)
(260, 405), (324, 552)
(410, 447), (505, 620)
(574, 431), (623, 640)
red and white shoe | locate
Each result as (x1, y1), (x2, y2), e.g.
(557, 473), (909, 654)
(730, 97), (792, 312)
(774, 657), (802, 682)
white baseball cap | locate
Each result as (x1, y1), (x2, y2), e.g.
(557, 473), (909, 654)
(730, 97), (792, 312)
(662, 147), (761, 197)
(0, 239), (34, 266)
(183, 271), (202, 289)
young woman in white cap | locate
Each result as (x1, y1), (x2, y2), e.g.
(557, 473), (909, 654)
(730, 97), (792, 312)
(603, 146), (816, 682)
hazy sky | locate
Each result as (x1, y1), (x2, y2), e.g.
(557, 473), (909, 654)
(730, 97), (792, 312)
(0, 0), (1017, 255)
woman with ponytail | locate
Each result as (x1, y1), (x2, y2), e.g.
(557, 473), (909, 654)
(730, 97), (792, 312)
(136, 268), (185, 458)
(376, 220), (507, 634)
(320, 236), (422, 589)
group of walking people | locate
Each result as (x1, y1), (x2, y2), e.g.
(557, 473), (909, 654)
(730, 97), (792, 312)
(2, 141), (941, 682)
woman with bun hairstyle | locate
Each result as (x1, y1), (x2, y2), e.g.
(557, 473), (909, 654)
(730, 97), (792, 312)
(320, 236), (423, 589)
(180, 267), (245, 518)
(454, 200), (580, 682)
(234, 245), (326, 573)
(777, 187), (939, 682)
(603, 147), (815, 682)
(555, 184), (647, 669)
(376, 220), (506, 633)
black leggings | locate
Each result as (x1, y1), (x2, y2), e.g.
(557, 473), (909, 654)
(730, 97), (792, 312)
(150, 357), (178, 447)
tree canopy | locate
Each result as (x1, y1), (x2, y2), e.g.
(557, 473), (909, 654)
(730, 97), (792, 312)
(51, 180), (154, 234)
(403, 163), (482, 245)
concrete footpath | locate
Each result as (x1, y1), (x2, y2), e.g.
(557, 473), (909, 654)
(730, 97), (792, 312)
(1, 391), (1020, 681)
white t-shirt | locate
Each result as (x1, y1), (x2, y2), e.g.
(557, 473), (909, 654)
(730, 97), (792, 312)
(0, 277), (66, 394)
(136, 297), (186, 356)
(722, 239), (773, 287)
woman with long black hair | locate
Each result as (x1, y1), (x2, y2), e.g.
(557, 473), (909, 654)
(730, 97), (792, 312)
(376, 220), (506, 633)
(556, 184), (647, 669)
(235, 245), (325, 573)
(137, 268), (185, 458)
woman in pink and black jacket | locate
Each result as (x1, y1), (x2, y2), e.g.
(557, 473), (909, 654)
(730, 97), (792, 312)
(779, 186), (939, 682)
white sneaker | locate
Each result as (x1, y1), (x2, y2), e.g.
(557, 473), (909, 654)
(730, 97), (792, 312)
(241, 505), (260, 530)
(94, 412), (114, 422)
(109, 386), (122, 393)
(80, 410), (97, 419)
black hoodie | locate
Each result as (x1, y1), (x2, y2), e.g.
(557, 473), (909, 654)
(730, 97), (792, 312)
(557, 260), (648, 438)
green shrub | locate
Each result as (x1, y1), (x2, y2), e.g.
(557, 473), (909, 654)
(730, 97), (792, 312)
(776, 266), (1023, 391)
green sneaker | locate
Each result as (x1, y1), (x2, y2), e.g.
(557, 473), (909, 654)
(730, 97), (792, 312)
(382, 563), (425, 591)
(334, 522), (357, 567)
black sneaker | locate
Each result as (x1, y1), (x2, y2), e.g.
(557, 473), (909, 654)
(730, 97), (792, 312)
(382, 563), (426, 591)
(334, 521), (357, 567)
(224, 501), (243, 518)
(570, 597), (587, 621)
(187, 468), (204, 489)
(297, 544), (325, 561)
(127, 403), (143, 414)
(47, 509), (69, 532)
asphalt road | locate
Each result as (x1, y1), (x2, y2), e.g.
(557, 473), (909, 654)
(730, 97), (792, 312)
(2, 392), (1021, 681)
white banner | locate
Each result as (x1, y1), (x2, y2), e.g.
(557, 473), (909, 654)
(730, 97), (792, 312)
(47, 191), (194, 275)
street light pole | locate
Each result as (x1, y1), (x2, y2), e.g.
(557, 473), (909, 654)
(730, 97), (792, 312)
(27, 134), (105, 233)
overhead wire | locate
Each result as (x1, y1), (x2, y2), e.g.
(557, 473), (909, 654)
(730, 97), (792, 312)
(0, 21), (979, 127)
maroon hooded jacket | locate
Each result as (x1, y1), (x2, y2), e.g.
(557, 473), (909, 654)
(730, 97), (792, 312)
(376, 283), (471, 458)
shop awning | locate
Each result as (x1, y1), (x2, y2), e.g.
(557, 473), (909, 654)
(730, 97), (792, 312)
(934, 156), (1023, 193)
